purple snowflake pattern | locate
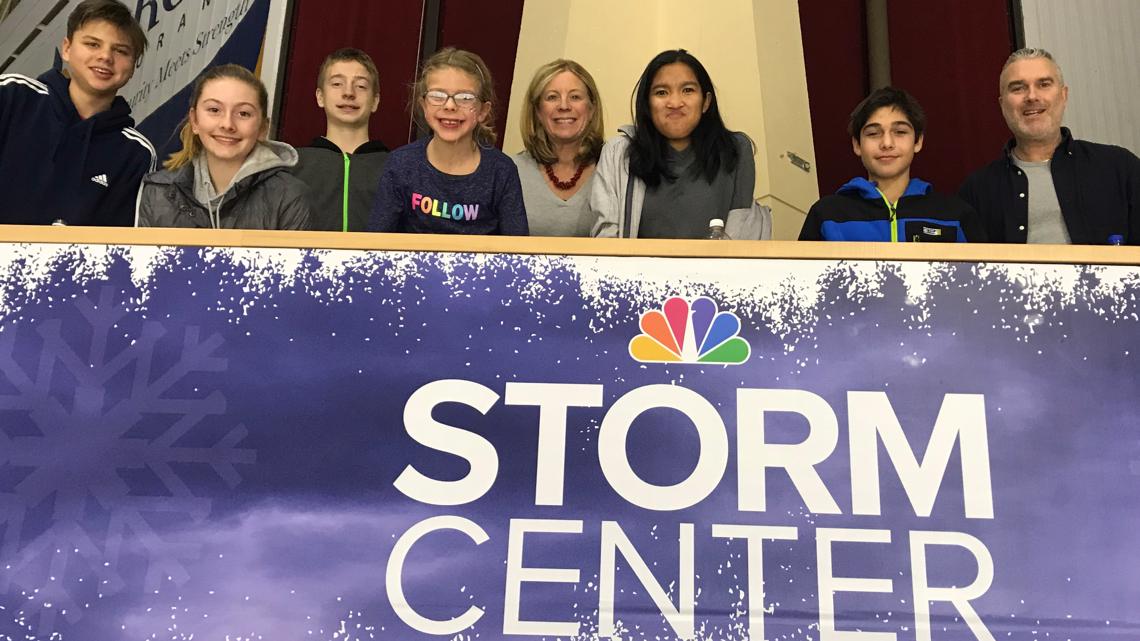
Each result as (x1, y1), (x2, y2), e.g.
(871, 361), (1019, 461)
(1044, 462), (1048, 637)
(0, 287), (254, 638)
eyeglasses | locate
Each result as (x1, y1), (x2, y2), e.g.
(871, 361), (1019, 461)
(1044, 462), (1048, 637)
(424, 90), (479, 110)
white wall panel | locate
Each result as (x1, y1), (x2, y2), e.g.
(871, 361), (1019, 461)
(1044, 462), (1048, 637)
(1021, 0), (1140, 153)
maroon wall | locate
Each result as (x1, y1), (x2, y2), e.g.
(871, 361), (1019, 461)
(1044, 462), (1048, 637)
(799, 1), (1015, 195)
(799, 0), (869, 196)
(277, 0), (526, 152)
(436, 0), (527, 147)
(276, 0), (425, 150)
(888, 3), (1015, 192)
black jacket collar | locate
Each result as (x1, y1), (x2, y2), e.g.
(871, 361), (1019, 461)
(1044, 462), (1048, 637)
(307, 136), (389, 155)
(1003, 127), (1074, 165)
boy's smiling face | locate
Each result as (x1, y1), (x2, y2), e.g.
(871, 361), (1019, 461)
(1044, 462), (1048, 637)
(61, 19), (136, 101)
(317, 60), (379, 128)
(852, 106), (923, 184)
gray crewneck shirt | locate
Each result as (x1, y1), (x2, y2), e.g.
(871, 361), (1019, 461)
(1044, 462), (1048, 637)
(512, 152), (595, 237)
(1011, 155), (1071, 244)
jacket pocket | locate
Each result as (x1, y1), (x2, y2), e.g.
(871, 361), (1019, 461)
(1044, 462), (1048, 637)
(902, 220), (959, 242)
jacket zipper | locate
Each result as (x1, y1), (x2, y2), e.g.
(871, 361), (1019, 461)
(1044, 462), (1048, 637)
(877, 190), (899, 242)
(342, 152), (351, 232)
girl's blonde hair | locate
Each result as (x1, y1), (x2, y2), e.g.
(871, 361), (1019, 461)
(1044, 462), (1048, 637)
(164, 64), (270, 170)
(519, 59), (604, 166)
(410, 47), (497, 146)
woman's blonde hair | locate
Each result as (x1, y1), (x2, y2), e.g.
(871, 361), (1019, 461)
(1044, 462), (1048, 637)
(520, 59), (604, 166)
(164, 64), (269, 170)
(410, 47), (497, 146)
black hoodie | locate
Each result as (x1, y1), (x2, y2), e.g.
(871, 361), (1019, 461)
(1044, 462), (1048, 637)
(0, 69), (155, 226)
(293, 136), (388, 231)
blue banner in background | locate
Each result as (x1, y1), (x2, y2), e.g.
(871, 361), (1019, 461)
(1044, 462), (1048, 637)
(134, 0), (272, 159)
(0, 244), (1136, 640)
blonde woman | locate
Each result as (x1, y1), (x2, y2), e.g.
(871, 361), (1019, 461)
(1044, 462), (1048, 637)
(136, 64), (311, 229)
(512, 59), (605, 237)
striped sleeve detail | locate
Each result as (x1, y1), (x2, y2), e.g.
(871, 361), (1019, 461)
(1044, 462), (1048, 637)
(122, 127), (157, 172)
(0, 73), (49, 95)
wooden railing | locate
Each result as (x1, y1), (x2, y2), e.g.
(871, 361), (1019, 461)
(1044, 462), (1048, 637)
(1, 225), (1138, 265)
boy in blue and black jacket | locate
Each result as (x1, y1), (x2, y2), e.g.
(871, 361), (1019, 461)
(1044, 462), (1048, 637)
(800, 87), (985, 242)
(0, 0), (154, 227)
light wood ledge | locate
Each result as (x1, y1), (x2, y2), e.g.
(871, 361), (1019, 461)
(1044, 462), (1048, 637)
(0, 226), (1137, 266)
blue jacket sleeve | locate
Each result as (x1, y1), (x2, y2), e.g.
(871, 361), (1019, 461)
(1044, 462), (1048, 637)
(798, 201), (824, 240)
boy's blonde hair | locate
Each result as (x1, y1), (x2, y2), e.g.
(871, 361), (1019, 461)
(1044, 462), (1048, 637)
(318, 47), (380, 95)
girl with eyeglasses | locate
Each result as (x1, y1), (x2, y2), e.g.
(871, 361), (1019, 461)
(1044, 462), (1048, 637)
(368, 48), (527, 235)
(590, 49), (757, 239)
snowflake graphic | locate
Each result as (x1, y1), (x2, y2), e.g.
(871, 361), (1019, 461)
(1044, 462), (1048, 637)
(0, 286), (255, 637)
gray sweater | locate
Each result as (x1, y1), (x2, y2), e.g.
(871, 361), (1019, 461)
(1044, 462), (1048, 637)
(512, 152), (595, 237)
(590, 125), (767, 239)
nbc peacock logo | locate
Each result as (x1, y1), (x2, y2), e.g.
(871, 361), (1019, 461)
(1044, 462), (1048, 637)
(629, 296), (751, 365)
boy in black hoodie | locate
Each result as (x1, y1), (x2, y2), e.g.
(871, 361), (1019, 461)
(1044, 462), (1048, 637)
(0, 0), (154, 227)
(799, 87), (984, 242)
(293, 48), (389, 232)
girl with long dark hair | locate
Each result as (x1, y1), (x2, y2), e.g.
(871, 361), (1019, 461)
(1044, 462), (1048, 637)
(590, 49), (758, 239)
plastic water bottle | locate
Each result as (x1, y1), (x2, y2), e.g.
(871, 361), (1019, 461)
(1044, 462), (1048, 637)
(707, 218), (731, 240)
(1107, 234), (1124, 245)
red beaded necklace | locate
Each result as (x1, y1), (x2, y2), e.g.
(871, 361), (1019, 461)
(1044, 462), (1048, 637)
(544, 162), (586, 190)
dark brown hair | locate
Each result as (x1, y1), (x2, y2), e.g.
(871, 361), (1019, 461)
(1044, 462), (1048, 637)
(848, 87), (927, 141)
(629, 49), (743, 188)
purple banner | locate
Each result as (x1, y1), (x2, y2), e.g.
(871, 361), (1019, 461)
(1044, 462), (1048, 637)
(0, 243), (1136, 640)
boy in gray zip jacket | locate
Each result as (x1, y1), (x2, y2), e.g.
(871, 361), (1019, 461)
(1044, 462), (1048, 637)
(293, 48), (389, 231)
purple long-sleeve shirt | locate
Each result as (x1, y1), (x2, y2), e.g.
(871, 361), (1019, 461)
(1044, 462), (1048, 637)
(368, 137), (529, 235)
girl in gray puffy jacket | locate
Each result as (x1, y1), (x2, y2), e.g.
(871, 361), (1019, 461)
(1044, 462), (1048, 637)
(135, 64), (311, 230)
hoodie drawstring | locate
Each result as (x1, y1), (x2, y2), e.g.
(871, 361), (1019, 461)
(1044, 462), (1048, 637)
(210, 193), (225, 229)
